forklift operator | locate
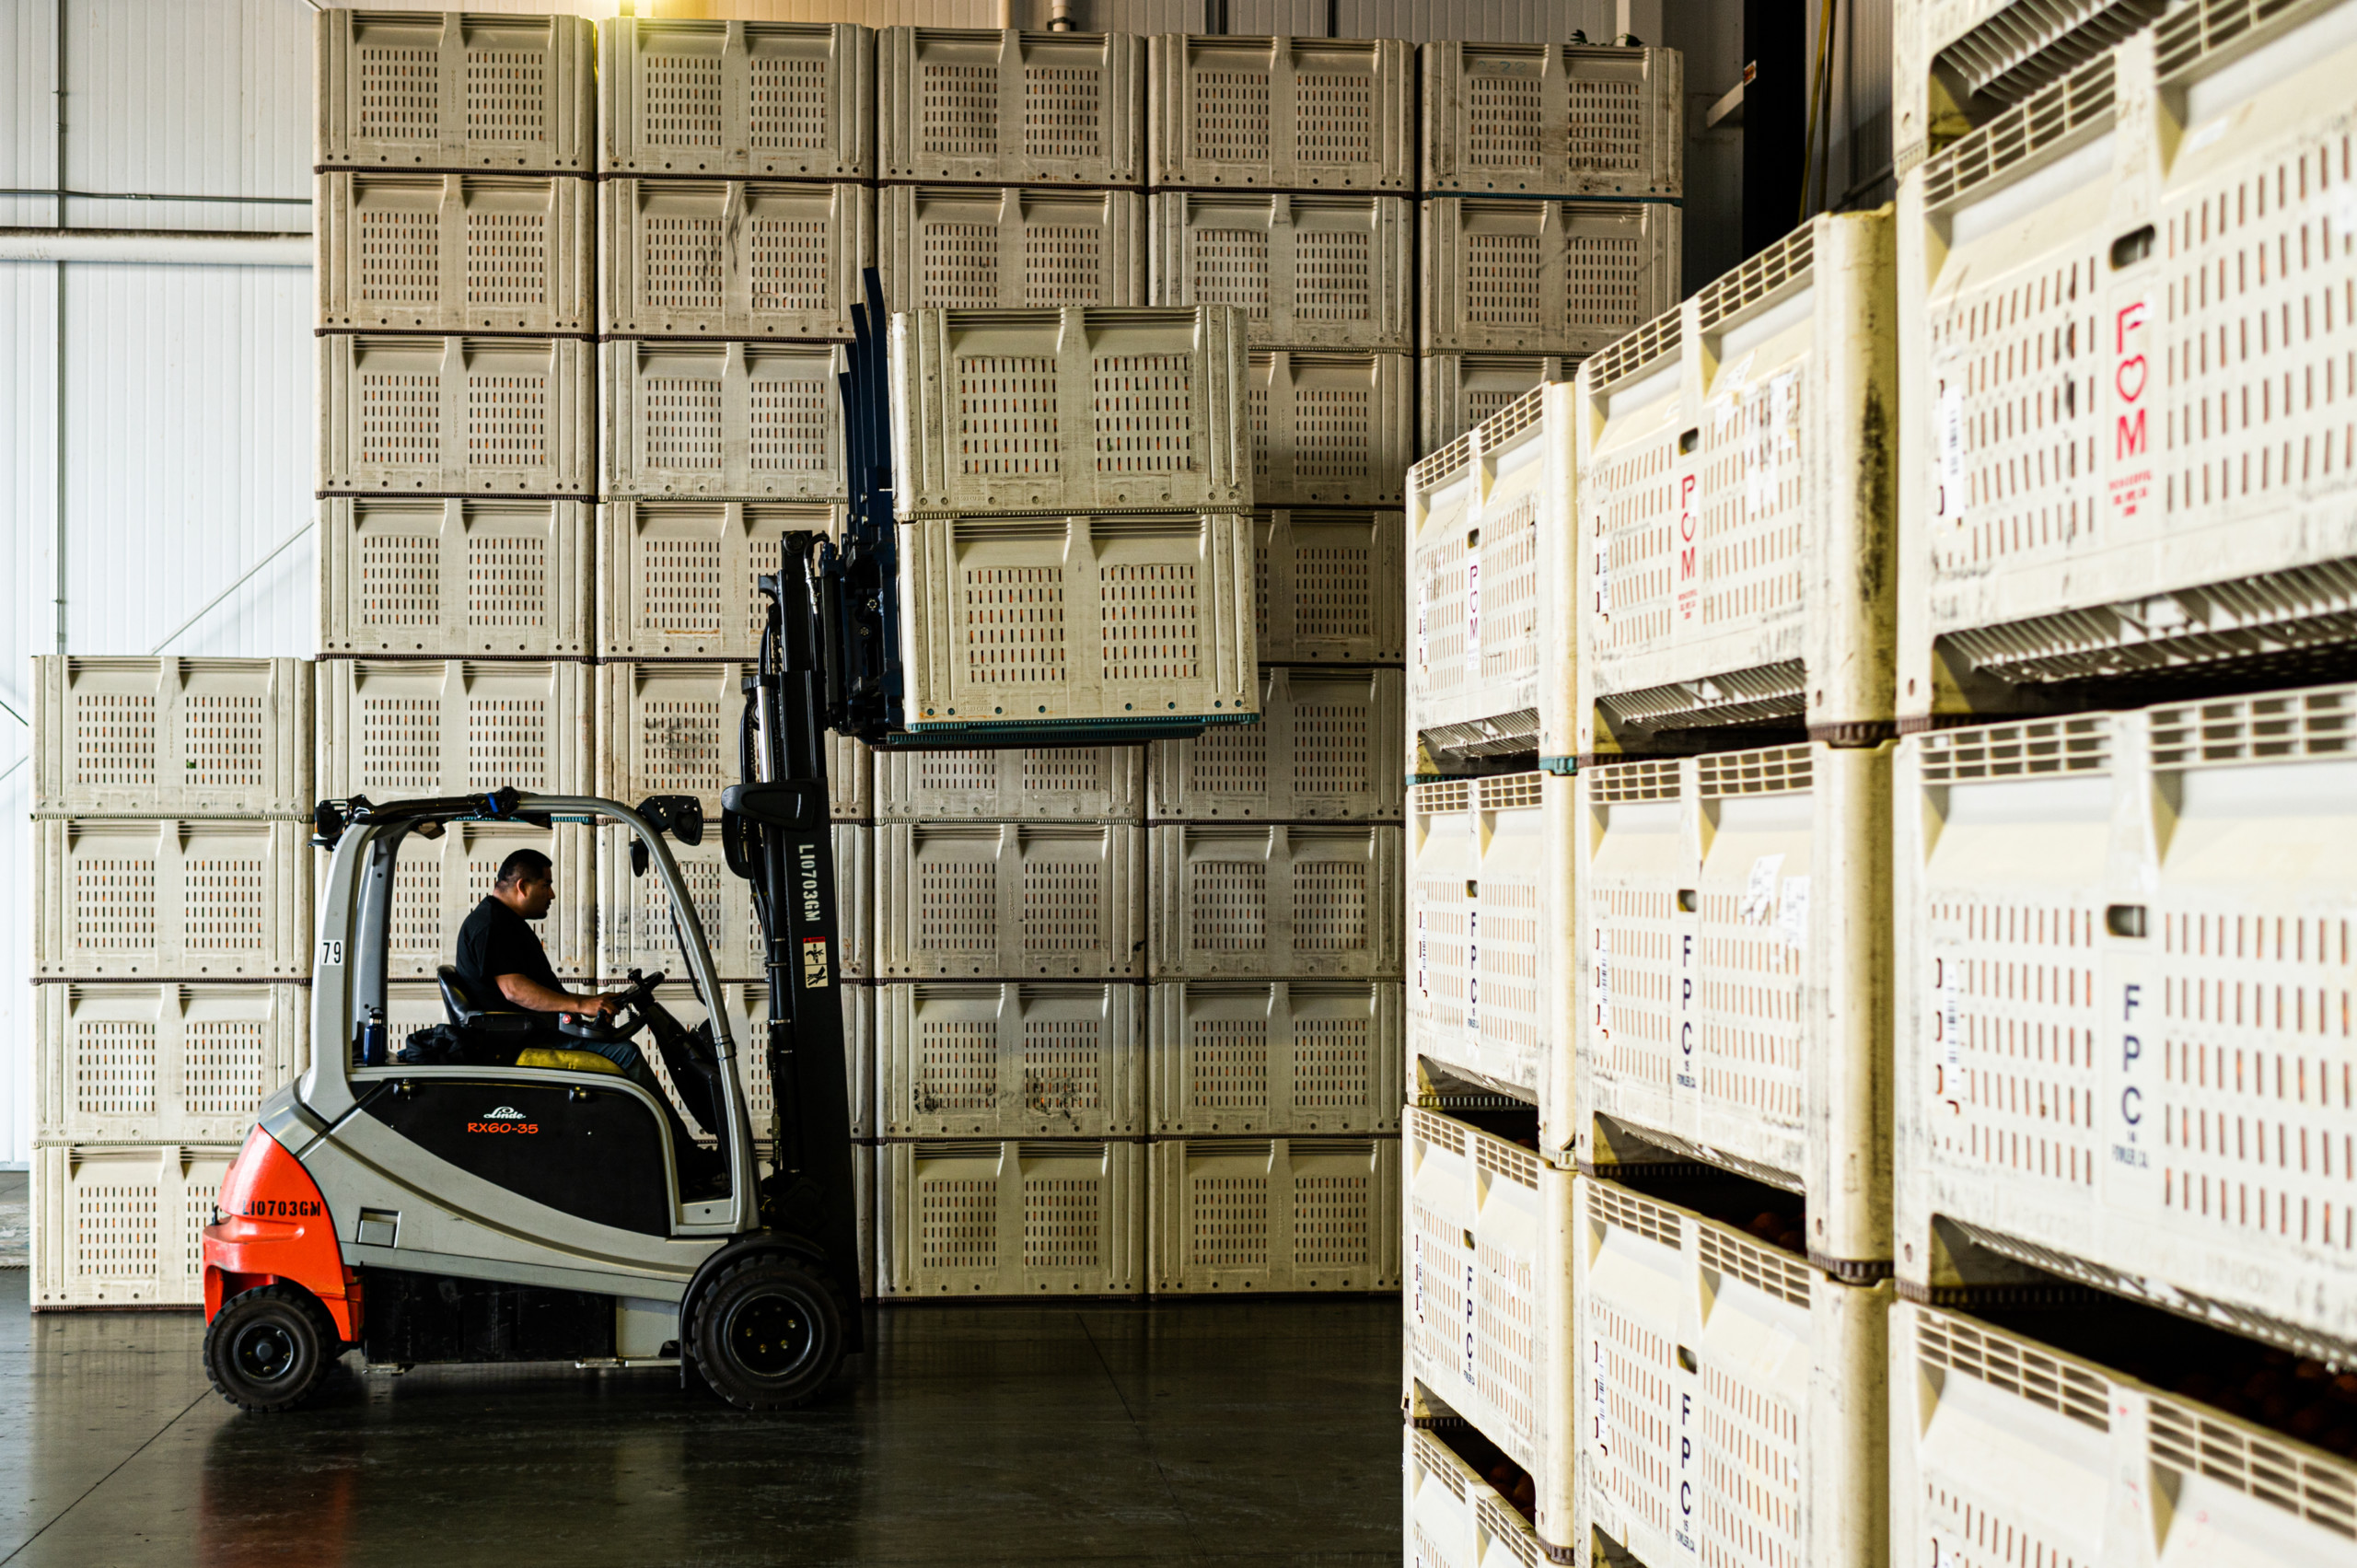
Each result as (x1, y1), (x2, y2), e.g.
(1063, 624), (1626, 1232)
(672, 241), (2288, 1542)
(455, 849), (641, 1075)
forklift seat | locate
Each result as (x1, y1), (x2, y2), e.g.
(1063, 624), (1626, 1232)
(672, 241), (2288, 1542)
(436, 965), (535, 1037)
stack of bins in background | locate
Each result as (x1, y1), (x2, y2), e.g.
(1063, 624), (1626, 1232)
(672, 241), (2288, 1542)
(597, 17), (877, 1296)
(1884, 2), (2357, 1559)
(1413, 39), (1682, 453)
(28, 660), (314, 1309)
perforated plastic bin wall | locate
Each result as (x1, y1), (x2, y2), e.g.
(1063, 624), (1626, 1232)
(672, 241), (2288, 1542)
(878, 28), (1144, 187)
(878, 185), (1146, 313)
(1896, 685), (2357, 1360)
(1406, 382), (1576, 766)
(1146, 666), (1403, 820)
(1147, 1133), (1399, 1292)
(1575, 743), (1894, 1269)
(1418, 354), (1580, 457)
(598, 822), (871, 983)
(599, 18), (873, 180)
(1146, 821), (1403, 980)
(890, 306), (1250, 518)
(1892, 1300), (2357, 1568)
(315, 8), (595, 172)
(318, 497), (590, 657)
(600, 339), (845, 502)
(36, 982), (309, 1145)
(1574, 1176), (1892, 1568)
(875, 746), (1143, 822)
(379, 820), (596, 981)
(32, 656), (312, 819)
(319, 334), (594, 496)
(1574, 210), (1897, 759)
(877, 1137), (1144, 1296)
(594, 661), (871, 822)
(1147, 191), (1412, 352)
(1407, 772), (1570, 1110)
(1145, 34), (1414, 192)
(1419, 41), (1682, 200)
(878, 981), (1144, 1139)
(1897, 8), (2357, 729)
(317, 172), (591, 334)
(1887, 0), (2163, 178)
(1418, 198), (1678, 358)
(1248, 507), (1406, 663)
(1401, 1424), (1549, 1568)
(877, 820), (1144, 980)
(1402, 1105), (1576, 1551)
(595, 498), (844, 660)
(1147, 979), (1401, 1134)
(1247, 349), (1414, 508)
(600, 180), (872, 342)
(317, 657), (591, 800)
(34, 819), (311, 982)
(30, 1143), (238, 1309)
(897, 513), (1258, 736)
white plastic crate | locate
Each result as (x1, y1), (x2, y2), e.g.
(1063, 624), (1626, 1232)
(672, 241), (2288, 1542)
(878, 981), (1144, 1138)
(877, 1137), (1144, 1295)
(318, 497), (590, 657)
(1893, 1300), (2357, 1568)
(1406, 383), (1576, 765)
(317, 658), (591, 800)
(1402, 1424), (1548, 1568)
(1406, 773), (1569, 1110)
(1575, 1176), (1891, 1568)
(594, 661), (871, 823)
(878, 28), (1144, 187)
(595, 498), (845, 660)
(601, 180), (873, 341)
(315, 9), (594, 172)
(877, 821), (1144, 980)
(599, 19), (873, 180)
(1146, 666), (1403, 820)
(318, 334), (594, 496)
(1888, 0), (2166, 176)
(1575, 743), (1895, 1270)
(381, 820), (595, 981)
(1145, 35), (1414, 192)
(1146, 1134), (1399, 1292)
(601, 339), (845, 502)
(1147, 979), (1401, 1134)
(36, 983), (309, 1145)
(1419, 41), (1682, 200)
(1148, 192), (1412, 352)
(1247, 349), (1415, 508)
(1575, 210), (1898, 757)
(34, 819), (311, 981)
(1147, 821), (1403, 980)
(317, 171), (592, 334)
(1418, 198), (1679, 357)
(1896, 684), (2357, 1358)
(32, 657), (312, 819)
(30, 1143), (238, 1309)
(897, 512), (1259, 736)
(1248, 507), (1407, 663)
(875, 745), (1143, 822)
(1418, 354), (1580, 456)
(890, 306), (1250, 518)
(878, 185), (1146, 313)
(1403, 1105), (1575, 1548)
(598, 822), (870, 983)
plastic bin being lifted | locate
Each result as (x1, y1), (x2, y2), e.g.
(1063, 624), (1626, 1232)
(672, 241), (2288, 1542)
(1146, 35), (1414, 192)
(317, 497), (590, 657)
(1148, 192), (1413, 352)
(600, 180), (873, 341)
(594, 498), (845, 661)
(30, 1142), (239, 1309)
(1146, 665), (1403, 820)
(32, 656), (311, 819)
(877, 981), (1144, 1139)
(36, 982), (309, 1146)
(877, 28), (1144, 187)
(315, 9), (595, 172)
(317, 172), (592, 334)
(1248, 507), (1406, 664)
(1418, 197), (1679, 357)
(1148, 979), (1401, 1134)
(601, 340), (846, 501)
(877, 1138), (1143, 1296)
(1420, 41), (1682, 199)
(1248, 350), (1414, 508)
(1147, 1134), (1399, 1293)
(878, 186), (1145, 313)
(318, 335), (593, 497)
(599, 19), (873, 180)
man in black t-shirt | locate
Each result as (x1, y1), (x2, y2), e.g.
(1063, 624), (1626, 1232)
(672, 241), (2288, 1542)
(455, 848), (640, 1074)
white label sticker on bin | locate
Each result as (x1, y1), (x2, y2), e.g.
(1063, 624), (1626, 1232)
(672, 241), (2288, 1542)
(1933, 947), (1962, 1109)
(1936, 381), (1966, 521)
(1592, 508), (1611, 617)
(1593, 927), (1611, 1040)
(1740, 854), (1785, 924)
(1778, 876), (1809, 949)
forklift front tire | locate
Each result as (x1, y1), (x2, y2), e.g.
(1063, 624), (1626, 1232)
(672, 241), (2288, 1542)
(690, 1254), (845, 1411)
(203, 1283), (341, 1413)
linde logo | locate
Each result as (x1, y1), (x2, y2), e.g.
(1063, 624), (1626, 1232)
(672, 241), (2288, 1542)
(483, 1106), (527, 1121)
(468, 1105), (540, 1134)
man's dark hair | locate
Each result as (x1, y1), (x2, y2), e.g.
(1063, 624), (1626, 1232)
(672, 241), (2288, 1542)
(494, 848), (554, 889)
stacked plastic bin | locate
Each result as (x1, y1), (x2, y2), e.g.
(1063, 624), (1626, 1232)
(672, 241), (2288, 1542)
(1413, 40), (1682, 453)
(28, 657), (314, 1308)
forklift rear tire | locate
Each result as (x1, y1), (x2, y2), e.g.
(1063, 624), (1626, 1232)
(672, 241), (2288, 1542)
(690, 1254), (845, 1411)
(203, 1283), (341, 1413)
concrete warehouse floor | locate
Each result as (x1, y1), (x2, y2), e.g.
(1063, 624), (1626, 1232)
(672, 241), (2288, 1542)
(0, 1269), (1399, 1567)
